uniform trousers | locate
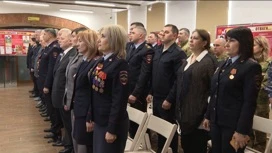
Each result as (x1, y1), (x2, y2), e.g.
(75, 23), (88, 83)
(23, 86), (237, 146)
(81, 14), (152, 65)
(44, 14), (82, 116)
(71, 110), (89, 153)
(153, 97), (178, 153)
(211, 123), (246, 153)
(93, 118), (129, 153)
(129, 93), (147, 138)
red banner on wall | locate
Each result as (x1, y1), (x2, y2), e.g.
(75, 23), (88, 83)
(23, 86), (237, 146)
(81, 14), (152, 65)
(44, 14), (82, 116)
(216, 23), (272, 56)
(0, 34), (5, 54)
(0, 30), (34, 55)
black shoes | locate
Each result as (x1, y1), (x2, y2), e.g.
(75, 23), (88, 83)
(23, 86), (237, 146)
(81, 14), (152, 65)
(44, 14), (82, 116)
(44, 133), (55, 139)
(59, 147), (73, 153)
(52, 140), (64, 147)
(44, 117), (50, 122)
(44, 128), (52, 132)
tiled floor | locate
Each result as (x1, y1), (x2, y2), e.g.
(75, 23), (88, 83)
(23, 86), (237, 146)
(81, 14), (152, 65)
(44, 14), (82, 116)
(0, 84), (61, 153)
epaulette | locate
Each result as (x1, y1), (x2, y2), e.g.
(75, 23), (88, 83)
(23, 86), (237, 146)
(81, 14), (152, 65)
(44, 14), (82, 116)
(145, 44), (151, 49)
(249, 58), (257, 63)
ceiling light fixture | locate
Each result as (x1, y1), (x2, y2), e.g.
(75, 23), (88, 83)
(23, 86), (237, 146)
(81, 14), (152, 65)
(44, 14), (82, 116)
(148, 5), (152, 11)
(74, 1), (116, 7)
(3, 0), (49, 7)
(60, 9), (94, 14)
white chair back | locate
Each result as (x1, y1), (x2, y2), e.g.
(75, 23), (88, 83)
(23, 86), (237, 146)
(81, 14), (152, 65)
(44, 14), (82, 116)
(126, 106), (148, 151)
(133, 114), (177, 153)
(246, 115), (272, 153)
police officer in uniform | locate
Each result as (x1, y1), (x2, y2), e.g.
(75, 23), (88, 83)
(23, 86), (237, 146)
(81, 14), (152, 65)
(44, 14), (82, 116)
(126, 22), (145, 52)
(127, 25), (154, 138)
(90, 25), (129, 153)
(147, 24), (187, 153)
(38, 28), (62, 141)
(203, 27), (262, 153)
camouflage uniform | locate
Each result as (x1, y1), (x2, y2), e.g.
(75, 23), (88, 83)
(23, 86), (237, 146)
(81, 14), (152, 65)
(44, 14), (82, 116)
(216, 53), (228, 62)
(249, 57), (271, 152)
(179, 40), (191, 57)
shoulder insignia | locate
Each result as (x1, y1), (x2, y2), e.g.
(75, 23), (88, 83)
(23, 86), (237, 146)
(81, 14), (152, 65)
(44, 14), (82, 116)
(53, 52), (58, 58)
(249, 58), (257, 63)
(119, 71), (128, 85)
(145, 44), (151, 49)
(146, 54), (153, 64)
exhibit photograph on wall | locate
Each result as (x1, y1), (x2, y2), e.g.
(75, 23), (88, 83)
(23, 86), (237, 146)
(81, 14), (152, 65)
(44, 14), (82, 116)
(0, 30), (34, 55)
(216, 23), (272, 56)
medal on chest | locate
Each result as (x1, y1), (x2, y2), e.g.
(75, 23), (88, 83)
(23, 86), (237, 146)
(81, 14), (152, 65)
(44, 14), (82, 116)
(92, 63), (107, 93)
(229, 68), (237, 80)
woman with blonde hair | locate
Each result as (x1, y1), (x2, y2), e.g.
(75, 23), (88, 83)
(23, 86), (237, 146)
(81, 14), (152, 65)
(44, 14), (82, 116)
(89, 25), (129, 153)
(249, 36), (271, 152)
(72, 29), (101, 153)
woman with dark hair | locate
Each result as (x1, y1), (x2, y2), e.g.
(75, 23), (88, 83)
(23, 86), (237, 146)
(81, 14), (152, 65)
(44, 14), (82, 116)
(203, 27), (262, 153)
(167, 29), (217, 153)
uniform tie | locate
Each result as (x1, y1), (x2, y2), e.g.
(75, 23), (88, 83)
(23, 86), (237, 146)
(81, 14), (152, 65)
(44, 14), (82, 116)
(128, 45), (136, 58)
(224, 58), (232, 68)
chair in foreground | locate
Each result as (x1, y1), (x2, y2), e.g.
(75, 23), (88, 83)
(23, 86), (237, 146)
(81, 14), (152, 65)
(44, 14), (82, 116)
(126, 114), (177, 153)
(245, 115), (272, 153)
(125, 106), (148, 151)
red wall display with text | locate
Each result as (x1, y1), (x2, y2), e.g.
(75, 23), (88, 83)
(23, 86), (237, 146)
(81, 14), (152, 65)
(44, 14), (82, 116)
(216, 23), (272, 56)
(0, 30), (34, 55)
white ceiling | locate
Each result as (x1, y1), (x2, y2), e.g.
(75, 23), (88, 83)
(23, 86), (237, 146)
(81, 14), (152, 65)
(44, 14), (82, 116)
(0, 0), (161, 14)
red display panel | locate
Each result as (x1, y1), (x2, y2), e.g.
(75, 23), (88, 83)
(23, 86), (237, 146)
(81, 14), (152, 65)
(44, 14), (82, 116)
(0, 30), (34, 55)
(216, 23), (272, 56)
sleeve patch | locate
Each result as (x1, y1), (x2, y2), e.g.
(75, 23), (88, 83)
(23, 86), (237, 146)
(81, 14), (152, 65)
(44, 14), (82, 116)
(146, 54), (153, 64)
(119, 71), (128, 85)
(53, 52), (58, 58)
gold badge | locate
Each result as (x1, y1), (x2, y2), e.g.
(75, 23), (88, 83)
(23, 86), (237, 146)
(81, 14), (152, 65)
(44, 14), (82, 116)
(92, 85), (95, 89)
(96, 63), (103, 70)
(99, 88), (104, 93)
(229, 68), (236, 80)
(95, 87), (98, 91)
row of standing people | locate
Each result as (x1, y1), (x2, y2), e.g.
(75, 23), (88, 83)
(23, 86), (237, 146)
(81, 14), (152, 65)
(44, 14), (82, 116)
(27, 22), (267, 153)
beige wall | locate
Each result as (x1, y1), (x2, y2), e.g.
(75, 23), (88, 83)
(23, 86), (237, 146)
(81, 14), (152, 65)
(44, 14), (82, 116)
(146, 3), (165, 34)
(117, 10), (128, 33)
(196, 1), (228, 41)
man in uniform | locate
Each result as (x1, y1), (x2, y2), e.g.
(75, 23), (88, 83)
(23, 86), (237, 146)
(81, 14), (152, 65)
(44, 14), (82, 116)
(213, 38), (228, 62)
(147, 32), (160, 50)
(52, 28), (76, 153)
(37, 28), (62, 142)
(147, 24), (187, 153)
(127, 26), (154, 138)
(30, 30), (42, 98)
(127, 22), (145, 50)
(178, 28), (191, 57)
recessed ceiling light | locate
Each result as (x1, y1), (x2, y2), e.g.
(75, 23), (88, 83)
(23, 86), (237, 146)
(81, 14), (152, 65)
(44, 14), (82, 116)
(60, 9), (94, 14)
(74, 1), (116, 7)
(3, 1), (49, 7)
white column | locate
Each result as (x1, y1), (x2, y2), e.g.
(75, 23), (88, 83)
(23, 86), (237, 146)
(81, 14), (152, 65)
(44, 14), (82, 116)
(165, 1), (197, 32)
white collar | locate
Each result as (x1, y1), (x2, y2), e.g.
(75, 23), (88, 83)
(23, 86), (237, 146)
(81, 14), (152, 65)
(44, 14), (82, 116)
(134, 41), (145, 49)
(63, 47), (73, 55)
(104, 52), (114, 60)
(187, 50), (208, 63)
